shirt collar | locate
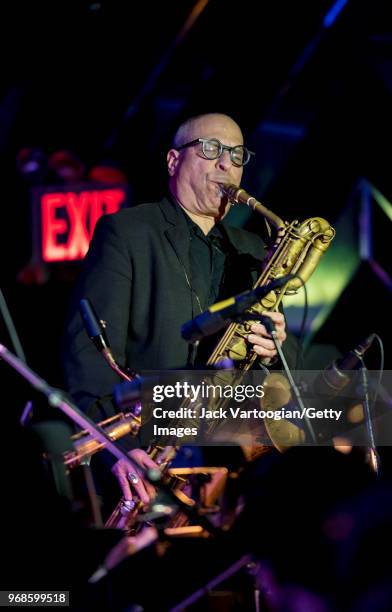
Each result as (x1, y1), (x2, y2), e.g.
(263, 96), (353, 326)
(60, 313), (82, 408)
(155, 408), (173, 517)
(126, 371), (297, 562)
(178, 203), (224, 241)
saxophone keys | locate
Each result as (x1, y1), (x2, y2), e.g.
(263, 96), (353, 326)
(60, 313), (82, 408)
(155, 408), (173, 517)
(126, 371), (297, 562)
(227, 338), (248, 361)
(260, 291), (277, 309)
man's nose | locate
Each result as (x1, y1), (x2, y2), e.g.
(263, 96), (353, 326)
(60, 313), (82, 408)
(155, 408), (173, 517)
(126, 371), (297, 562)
(216, 150), (232, 171)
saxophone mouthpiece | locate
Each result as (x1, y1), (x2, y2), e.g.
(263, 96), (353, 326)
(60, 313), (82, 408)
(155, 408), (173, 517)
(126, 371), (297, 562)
(219, 184), (242, 203)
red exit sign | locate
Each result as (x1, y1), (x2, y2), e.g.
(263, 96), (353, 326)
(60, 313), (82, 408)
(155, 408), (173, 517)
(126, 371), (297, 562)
(32, 185), (128, 262)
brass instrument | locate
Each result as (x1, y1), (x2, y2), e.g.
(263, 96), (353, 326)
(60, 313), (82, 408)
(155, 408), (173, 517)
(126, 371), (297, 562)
(105, 452), (229, 535)
(207, 184), (335, 369)
(64, 409), (142, 468)
(105, 445), (188, 532)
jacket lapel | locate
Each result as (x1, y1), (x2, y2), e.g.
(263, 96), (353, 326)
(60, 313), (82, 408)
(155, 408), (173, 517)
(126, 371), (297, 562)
(158, 197), (191, 276)
(158, 197), (201, 317)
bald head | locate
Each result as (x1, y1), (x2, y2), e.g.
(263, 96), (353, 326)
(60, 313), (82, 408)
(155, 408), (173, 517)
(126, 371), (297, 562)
(172, 113), (243, 149)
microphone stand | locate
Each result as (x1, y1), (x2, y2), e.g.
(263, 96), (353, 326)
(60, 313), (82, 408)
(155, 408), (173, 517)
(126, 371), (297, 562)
(0, 343), (220, 537)
(358, 357), (380, 475)
(0, 343), (141, 469)
(234, 315), (317, 444)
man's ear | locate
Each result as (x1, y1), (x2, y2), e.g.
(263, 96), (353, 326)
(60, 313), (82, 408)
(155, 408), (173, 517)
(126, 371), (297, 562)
(167, 149), (180, 176)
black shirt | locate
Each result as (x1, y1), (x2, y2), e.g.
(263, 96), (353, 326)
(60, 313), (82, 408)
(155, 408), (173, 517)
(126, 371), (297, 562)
(182, 210), (228, 312)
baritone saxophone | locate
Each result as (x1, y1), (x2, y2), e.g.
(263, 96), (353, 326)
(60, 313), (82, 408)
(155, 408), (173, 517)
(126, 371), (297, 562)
(207, 184), (336, 369)
(199, 184), (336, 447)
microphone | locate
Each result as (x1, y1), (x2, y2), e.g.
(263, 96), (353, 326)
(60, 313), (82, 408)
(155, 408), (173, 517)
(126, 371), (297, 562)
(79, 298), (135, 383)
(79, 298), (110, 353)
(113, 375), (159, 412)
(314, 334), (376, 398)
(181, 274), (296, 343)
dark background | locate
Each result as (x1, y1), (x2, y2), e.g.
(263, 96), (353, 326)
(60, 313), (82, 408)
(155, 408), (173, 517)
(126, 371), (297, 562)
(1, 3), (392, 606)
(1, 0), (391, 404)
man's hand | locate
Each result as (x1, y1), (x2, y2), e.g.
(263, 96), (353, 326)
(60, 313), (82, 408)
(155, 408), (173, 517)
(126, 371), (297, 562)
(111, 448), (159, 505)
(247, 311), (287, 361)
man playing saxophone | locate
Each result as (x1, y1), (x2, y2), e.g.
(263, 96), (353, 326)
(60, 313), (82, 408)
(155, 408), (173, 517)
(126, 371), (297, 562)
(63, 112), (295, 507)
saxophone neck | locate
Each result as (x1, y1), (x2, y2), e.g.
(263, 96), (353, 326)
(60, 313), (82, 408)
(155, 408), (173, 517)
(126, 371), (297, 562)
(221, 184), (285, 233)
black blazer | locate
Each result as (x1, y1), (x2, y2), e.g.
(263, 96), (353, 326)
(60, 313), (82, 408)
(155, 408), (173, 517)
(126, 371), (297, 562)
(63, 197), (297, 417)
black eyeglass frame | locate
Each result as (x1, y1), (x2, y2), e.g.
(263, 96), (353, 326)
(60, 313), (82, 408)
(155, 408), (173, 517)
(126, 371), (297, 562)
(176, 138), (255, 167)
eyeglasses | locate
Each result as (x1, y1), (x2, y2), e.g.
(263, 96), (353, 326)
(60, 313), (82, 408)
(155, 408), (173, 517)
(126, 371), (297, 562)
(176, 138), (255, 167)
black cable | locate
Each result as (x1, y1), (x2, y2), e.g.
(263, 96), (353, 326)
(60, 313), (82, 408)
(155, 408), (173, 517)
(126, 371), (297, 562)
(282, 273), (308, 370)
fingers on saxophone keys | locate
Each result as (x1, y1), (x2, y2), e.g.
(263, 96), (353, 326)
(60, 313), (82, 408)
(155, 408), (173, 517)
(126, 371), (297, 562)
(259, 313), (287, 342)
(249, 323), (272, 337)
(142, 455), (162, 471)
(116, 471), (134, 502)
(120, 499), (136, 516)
(247, 334), (276, 352)
(261, 311), (284, 326)
(138, 456), (161, 501)
(252, 344), (277, 358)
(128, 471), (139, 485)
(144, 483), (157, 502)
(128, 467), (156, 500)
(127, 471), (150, 505)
